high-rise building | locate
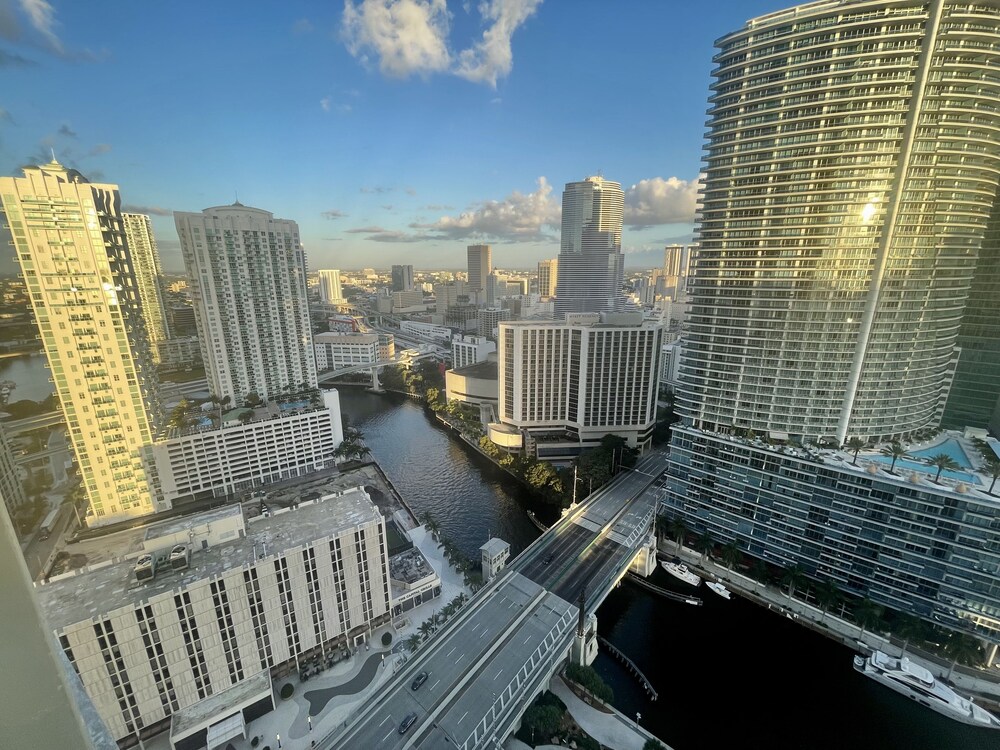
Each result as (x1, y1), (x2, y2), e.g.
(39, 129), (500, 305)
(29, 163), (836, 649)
(391, 264), (414, 292)
(537, 258), (558, 299)
(677, 0), (1000, 445)
(664, 0), (1000, 646)
(663, 244), (683, 277)
(0, 423), (27, 519)
(494, 313), (662, 458)
(317, 268), (345, 304)
(941, 211), (1000, 430)
(554, 176), (626, 317)
(467, 244), (492, 292)
(1, 161), (162, 526)
(175, 203), (317, 403)
(121, 213), (170, 344)
(433, 280), (469, 312)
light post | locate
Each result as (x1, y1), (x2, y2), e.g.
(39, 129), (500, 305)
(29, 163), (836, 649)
(635, 711), (641, 730)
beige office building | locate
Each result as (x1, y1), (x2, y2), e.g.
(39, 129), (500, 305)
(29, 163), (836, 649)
(39, 488), (392, 747)
(122, 213), (170, 345)
(0, 161), (163, 526)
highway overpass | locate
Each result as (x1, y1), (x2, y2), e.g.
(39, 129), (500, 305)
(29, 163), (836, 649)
(324, 452), (669, 750)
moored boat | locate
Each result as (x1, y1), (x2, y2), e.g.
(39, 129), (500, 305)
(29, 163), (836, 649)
(853, 650), (1000, 728)
(661, 558), (701, 587)
(706, 581), (731, 599)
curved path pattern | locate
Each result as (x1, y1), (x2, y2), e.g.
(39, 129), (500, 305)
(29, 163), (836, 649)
(304, 652), (386, 716)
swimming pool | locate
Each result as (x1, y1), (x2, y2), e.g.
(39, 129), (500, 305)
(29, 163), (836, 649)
(870, 453), (977, 483)
(905, 437), (974, 469)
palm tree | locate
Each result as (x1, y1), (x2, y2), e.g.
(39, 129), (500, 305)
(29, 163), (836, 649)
(405, 634), (421, 653)
(781, 565), (806, 600)
(720, 540), (742, 570)
(854, 598), (884, 642)
(654, 515), (671, 544)
(815, 580), (842, 623)
(749, 559), (771, 587)
(926, 453), (960, 483)
(418, 621), (434, 641)
(893, 613), (928, 655)
(984, 457), (1000, 496)
(944, 633), (983, 680)
(668, 517), (688, 554)
(695, 531), (714, 563)
(844, 437), (867, 465)
(880, 442), (907, 474)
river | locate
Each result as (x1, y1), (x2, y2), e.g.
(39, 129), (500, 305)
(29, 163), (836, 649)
(0, 353), (53, 403)
(337, 388), (1000, 750)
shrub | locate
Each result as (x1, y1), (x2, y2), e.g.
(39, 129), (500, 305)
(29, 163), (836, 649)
(250, 739), (259, 748)
(566, 663), (614, 704)
(644, 741), (667, 750)
(381, 631), (393, 647)
(279, 683), (294, 700)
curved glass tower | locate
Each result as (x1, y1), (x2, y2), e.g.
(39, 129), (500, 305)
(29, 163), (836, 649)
(677, 0), (1000, 444)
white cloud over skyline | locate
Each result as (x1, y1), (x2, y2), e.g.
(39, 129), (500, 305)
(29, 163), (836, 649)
(341, 0), (540, 86)
(624, 175), (701, 228)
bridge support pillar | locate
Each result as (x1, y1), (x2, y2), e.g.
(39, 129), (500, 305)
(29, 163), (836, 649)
(369, 367), (383, 393)
(629, 532), (658, 578)
(571, 613), (599, 666)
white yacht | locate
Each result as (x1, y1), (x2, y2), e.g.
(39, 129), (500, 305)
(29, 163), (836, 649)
(661, 559), (701, 587)
(706, 581), (731, 600)
(853, 650), (1000, 728)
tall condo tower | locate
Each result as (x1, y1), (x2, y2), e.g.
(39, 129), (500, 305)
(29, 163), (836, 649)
(677, 0), (1000, 444)
(664, 245), (683, 277)
(175, 203), (317, 403)
(121, 212), (170, 344)
(391, 264), (415, 292)
(537, 258), (558, 298)
(467, 244), (492, 293)
(554, 176), (625, 317)
(317, 268), (344, 304)
(0, 161), (162, 525)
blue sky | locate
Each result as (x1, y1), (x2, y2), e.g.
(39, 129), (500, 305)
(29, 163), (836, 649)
(0, 0), (793, 272)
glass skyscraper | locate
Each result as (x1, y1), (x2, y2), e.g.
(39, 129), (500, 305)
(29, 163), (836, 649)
(676, 0), (1000, 445)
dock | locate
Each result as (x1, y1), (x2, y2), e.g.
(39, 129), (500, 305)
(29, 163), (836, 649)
(626, 571), (703, 606)
(597, 635), (658, 700)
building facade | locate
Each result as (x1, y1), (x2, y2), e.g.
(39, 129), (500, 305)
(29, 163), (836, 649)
(1, 161), (163, 526)
(677, 0), (1000, 445)
(154, 336), (202, 371)
(452, 334), (496, 369)
(537, 259), (558, 299)
(313, 333), (379, 371)
(40, 489), (391, 746)
(317, 269), (344, 304)
(497, 313), (663, 456)
(391, 264), (414, 292)
(554, 177), (626, 317)
(147, 391), (343, 506)
(175, 204), (317, 404)
(122, 213), (170, 345)
(400, 320), (451, 342)
(467, 244), (492, 293)
(477, 307), (511, 340)
(0, 422), (27, 518)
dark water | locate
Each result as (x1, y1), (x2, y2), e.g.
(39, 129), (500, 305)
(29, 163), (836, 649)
(338, 388), (1000, 750)
(0, 354), (52, 402)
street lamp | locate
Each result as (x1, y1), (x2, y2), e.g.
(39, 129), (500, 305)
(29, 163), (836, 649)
(635, 712), (641, 729)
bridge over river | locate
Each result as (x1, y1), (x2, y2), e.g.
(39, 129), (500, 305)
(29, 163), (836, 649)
(322, 451), (670, 750)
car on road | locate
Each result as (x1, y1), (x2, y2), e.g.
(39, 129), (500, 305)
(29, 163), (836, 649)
(411, 671), (428, 690)
(398, 712), (418, 734)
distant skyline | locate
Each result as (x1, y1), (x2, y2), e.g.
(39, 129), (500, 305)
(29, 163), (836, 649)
(0, 0), (795, 272)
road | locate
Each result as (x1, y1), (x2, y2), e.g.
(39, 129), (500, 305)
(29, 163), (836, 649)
(326, 452), (669, 750)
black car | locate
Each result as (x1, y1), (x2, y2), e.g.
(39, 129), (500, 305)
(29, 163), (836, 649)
(398, 712), (418, 734)
(411, 671), (428, 690)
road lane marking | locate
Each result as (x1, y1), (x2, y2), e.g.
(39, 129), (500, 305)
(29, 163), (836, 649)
(379, 715), (391, 728)
(432, 678), (440, 690)
(383, 729), (395, 742)
(458, 710), (469, 724)
(447, 646), (456, 657)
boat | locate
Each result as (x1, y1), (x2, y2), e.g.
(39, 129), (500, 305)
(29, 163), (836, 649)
(706, 581), (731, 599)
(853, 650), (1000, 728)
(661, 558), (701, 587)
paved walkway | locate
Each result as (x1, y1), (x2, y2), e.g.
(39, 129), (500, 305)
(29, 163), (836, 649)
(550, 675), (669, 750)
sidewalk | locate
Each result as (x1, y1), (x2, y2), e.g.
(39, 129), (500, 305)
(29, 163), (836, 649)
(550, 675), (670, 750)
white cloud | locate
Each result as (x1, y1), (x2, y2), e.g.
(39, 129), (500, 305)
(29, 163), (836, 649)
(320, 97), (331, 111)
(414, 176), (559, 242)
(624, 175), (701, 228)
(19, 0), (62, 54)
(454, 0), (541, 87)
(321, 209), (348, 220)
(341, 0), (451, 79)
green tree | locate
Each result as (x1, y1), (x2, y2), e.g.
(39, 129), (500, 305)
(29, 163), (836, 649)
(844, 437), (867, 465)
(926, 453), (960, 483)
(880, 441), (907, 474)
(944, 633), (983, 679)
(566, 663), (614, 703)
(894, 613), (928, 655)
(519, 704), (563, 744)
(405, 634), (421, 653)
(694, 531), (714, 563)
(815, 580), (842, 622)
(854, 598), (884, 641)
(720, 540), (741, 570)
(781, 564), (807, 600)
(644, 741), (668, 750)
(668, 517), (688, 553)
(983, 457), (1000, 496)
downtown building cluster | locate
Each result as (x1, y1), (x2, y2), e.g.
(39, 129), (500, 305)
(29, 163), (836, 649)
(664, 0), (1000, 647)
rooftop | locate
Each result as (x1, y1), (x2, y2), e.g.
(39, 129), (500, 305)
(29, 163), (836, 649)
(451, 360), (498, 380)
(169, 670), (271, 739)
(37, 487), (381, 631)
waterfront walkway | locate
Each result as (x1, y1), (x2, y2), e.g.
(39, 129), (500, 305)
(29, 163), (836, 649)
(549, 675), (669, 750)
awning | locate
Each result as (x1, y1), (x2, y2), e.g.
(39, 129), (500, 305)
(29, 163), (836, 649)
(206, 712), (245, 749)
